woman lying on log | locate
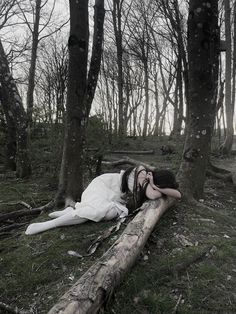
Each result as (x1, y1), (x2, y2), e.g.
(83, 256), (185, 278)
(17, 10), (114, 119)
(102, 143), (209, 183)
(25, 165), (181, 235)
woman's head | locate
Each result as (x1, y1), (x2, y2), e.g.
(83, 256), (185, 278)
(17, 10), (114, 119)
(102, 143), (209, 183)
(152, 169), (179, 189)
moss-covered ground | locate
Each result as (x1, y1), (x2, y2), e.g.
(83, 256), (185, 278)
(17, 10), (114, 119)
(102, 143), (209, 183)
(0, 134), (236, 313)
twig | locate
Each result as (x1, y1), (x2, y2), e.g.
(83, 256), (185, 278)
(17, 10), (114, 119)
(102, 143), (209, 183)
(173, 294), (182, 313)
(0, 301), (29, 314)
(0, 200), (55, 223)
(0, 201), (32, 209)
(0, 222), (28, 233)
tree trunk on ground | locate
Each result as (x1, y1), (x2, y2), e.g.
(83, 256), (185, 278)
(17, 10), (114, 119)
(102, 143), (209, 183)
(48, 198), (175, 314)
(220, 0), (234, 155)
(56, 0), (105, 205)
(177, 0), (219, 200)
(0, 40), (31, 178)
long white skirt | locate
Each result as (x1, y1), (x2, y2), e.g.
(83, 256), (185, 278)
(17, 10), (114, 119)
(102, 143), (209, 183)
(72, 171), (128, 222)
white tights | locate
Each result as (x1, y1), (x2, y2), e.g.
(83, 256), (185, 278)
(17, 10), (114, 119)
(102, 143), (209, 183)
(25, 207), (88, 235)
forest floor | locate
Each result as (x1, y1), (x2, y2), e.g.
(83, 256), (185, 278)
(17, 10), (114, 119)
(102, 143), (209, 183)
(0, 135), (236, 314)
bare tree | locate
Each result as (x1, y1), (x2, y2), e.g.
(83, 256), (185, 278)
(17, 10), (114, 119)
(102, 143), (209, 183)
(17, 0), (69, 129)
(36, 39), (68, 124)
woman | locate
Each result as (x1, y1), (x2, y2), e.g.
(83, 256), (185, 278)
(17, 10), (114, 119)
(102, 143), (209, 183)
(25, 165), (181, 235)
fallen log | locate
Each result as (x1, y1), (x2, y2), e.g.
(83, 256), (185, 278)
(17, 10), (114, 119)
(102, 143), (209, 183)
(48, 197), (176, 314)
(102, 157), (156, 171)
(86, 149), (155, 155)
(106, 150), (154, 155)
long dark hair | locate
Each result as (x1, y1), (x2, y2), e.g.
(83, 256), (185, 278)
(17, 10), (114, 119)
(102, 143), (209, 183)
(152, 169), (179, 189)
(121, 166), (150, 211)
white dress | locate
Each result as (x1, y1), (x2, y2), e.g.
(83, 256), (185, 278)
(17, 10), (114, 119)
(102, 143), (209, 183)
(25, 171), (129, 235)
(73, 171), (128, 222)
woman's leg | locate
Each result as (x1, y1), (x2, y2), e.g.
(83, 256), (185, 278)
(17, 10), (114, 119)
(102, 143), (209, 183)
(25, 212), (88, 235)
(48, 206), (74, 218)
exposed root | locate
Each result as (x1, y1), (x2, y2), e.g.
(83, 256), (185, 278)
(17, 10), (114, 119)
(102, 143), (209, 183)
(206, 160), (233, 182)
(206, 168), (232, 181)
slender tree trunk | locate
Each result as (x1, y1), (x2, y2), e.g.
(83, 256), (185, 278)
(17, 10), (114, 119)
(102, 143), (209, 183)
(0, 40), (31, 178)
(86, 0), (105, 112)
(154, 78), (160, 136)
(26, 0), (41, 128)
(142, 58), (149, 138)
(112, 0), (125, 138)
(221, 0), (234, 154)
(177, 0), (219, 200)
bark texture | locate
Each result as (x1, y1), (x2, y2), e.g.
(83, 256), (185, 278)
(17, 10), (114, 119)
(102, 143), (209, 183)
(220, 0), (234, 154)
(177, 0), (219, 200)
(56, 0), (105, 204)
(0, 39), (31, 178)
(48, 198), (175, 314)
(26, 0), (41, 128)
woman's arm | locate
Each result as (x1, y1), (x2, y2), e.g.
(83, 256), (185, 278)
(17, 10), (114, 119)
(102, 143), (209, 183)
(146, 172), (181, 200)
(145, 183), (162, 200)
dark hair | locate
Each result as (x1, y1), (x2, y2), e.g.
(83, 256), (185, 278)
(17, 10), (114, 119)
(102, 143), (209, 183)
(121, 166), (149, 211)
(121, 166), (135, 193)
(152, 169), (179, 189)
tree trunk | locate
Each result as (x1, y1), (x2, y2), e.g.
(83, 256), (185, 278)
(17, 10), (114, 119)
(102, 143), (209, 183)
(220, 0), (234, 154)
(56, 0), (105, 204)
(177, 0), (219, 200)
(142, 58), (150, 138)
(112, 0), (125, 138)
(48, 198), (175, 314)
(0, 40), (31, 178)
(0, 87), (16, 171)
(26, 0), (41, 128)
(62, 0), (89, 202)
(86, 0), (105, 112)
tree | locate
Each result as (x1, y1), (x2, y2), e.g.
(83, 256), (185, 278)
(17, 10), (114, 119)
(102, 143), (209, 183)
(0, 39), (31, 177)
(17, 0), (69, 129)
(220, 0), (235, 154)
(177, 0), (219, 200)
(56, 0), (105, 206)
(112, 0), (125, 138)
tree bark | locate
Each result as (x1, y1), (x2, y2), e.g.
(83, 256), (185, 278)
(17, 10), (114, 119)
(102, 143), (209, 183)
(26, 0), (41, 128)
(177, 0), (219, 200)
(86, 0), (105, 112)
(112, 0), (125, 138)
(56, 0), (105, 204)
(0, 39), (31, 178)
(0, 86), (16, 171)
(48, 198), (175, 314)
(220, 0), (234, 154)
